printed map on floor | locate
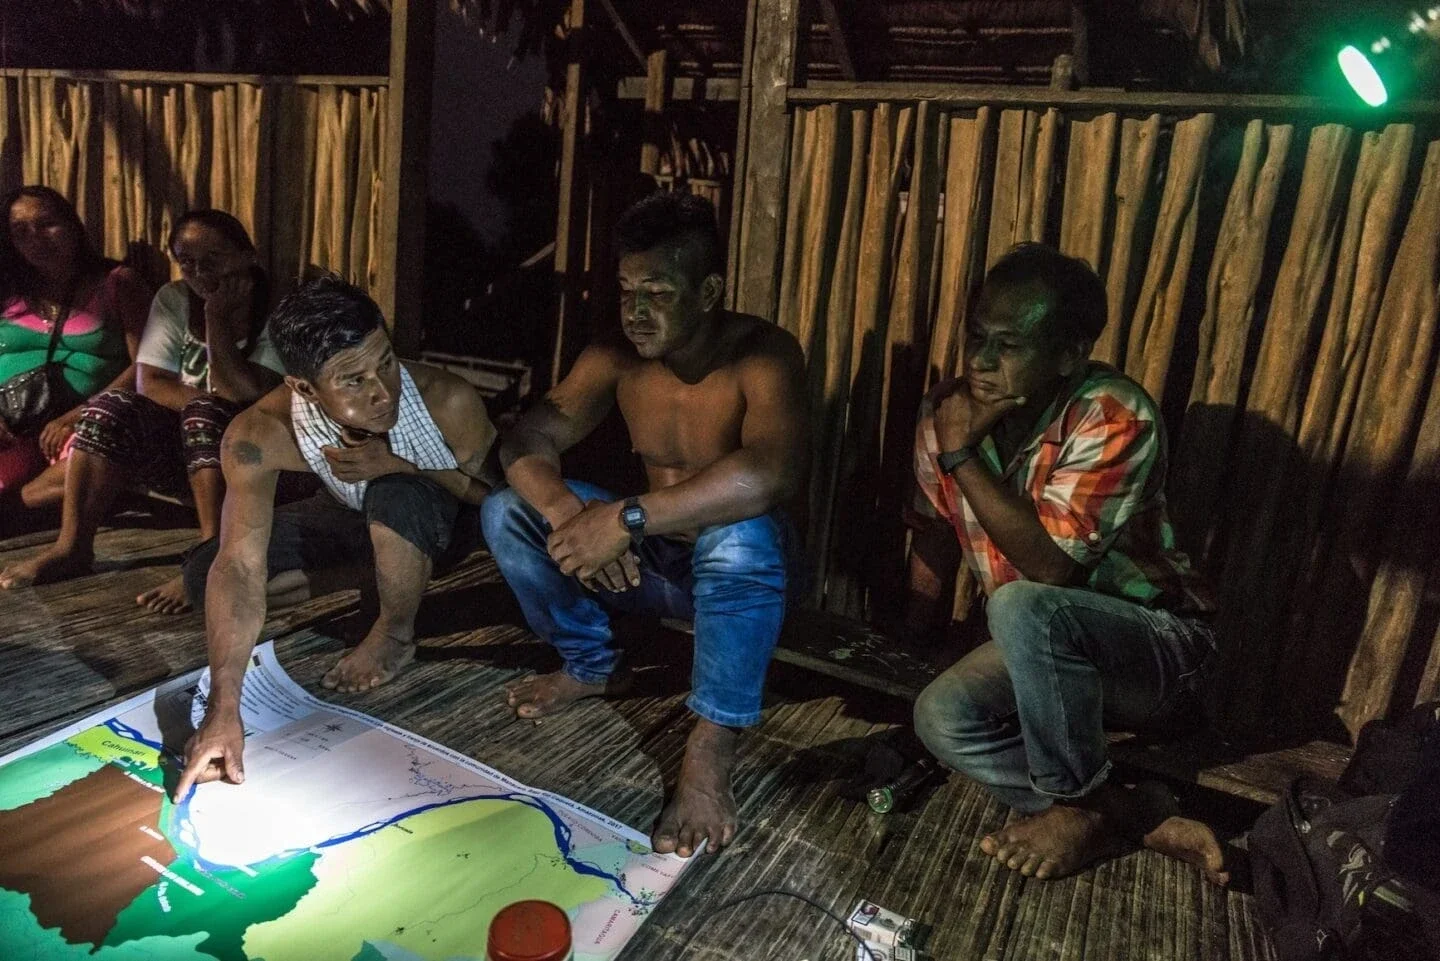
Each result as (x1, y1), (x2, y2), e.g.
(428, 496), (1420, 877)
(0, 642), (690, 961)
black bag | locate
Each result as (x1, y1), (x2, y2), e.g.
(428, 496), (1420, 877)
(1249, 706), (1440, 961)
(0, 293), (84, 436)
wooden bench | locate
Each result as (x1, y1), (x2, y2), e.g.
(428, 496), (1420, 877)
(770, 608), (1352, 807)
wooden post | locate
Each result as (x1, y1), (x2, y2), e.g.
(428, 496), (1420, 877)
(550, 0), (589, 387)
(729, 0), (804, 320)
(816, 0), (857, 81)
(595, 0), (646, 71)
(1069, 0), (1090, 87)
(640, 49), (668, 177)
(377, 0), (434, 358)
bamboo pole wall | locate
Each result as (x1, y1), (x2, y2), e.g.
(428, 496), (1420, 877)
(0, 73), (387, 297)
(776, 99), (1440, 739)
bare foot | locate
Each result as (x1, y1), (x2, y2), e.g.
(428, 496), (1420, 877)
(981, 803), (1118, 879)
(1142, 816), (1230, 885)
(321, 629), (416, 693)
(136, 575), (192, 615)
(0, 545), (93, 589)
(1134, 783), (1230, 886)
(981, 781), (1229, 884)
(504, 668), (633, 719)
(652, 719), (739, 858)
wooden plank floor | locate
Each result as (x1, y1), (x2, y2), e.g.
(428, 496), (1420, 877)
(0, 524), (1275, 961)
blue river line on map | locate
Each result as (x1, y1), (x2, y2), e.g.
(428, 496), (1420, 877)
(102, 717), (651, 908)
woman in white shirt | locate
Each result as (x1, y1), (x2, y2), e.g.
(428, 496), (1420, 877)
(0, 210), (287, 611)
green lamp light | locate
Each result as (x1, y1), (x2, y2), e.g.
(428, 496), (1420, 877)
(1338, 45), (1389, 106)
(1338, 7), (1440, 106)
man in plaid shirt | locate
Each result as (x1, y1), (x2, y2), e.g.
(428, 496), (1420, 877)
(912, 244), (1225, 883)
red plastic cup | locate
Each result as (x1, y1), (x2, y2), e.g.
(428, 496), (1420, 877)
(487, 900), (574, 961)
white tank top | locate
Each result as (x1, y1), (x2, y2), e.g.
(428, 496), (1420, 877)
(291, 364), (458, 510)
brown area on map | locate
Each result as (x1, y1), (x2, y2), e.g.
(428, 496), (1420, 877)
(0, 763), (179, 946)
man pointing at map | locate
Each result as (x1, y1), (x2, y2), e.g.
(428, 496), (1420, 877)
(174, 277), (498, 799)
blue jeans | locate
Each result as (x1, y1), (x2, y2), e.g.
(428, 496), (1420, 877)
(480, 481), (792, 728)
(913, 581), (1216, 813)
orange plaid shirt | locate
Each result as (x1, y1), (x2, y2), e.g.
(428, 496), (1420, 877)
(915, 363), (1214, 615)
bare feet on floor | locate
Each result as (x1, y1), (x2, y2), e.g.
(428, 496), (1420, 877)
(136, 575), (192, 615)
(321, 629), (416, 693)
(981, 803), (1117, 880)
(981, 781), (1229, 883)
(1135, 782), (1230, 886)
(0, 545), (93, 589)
(652, 719), (740, 859)
(504, 668), (633, 719)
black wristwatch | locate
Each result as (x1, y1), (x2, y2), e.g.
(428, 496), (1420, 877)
(620, 496), (648, 545)
(937, 446), (978, 475)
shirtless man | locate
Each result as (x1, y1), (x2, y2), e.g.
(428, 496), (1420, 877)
(173, 276), (497, 798)
(481, 192), (806, 858)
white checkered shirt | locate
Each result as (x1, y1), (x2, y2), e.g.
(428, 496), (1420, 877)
(291, 363), (458, 510)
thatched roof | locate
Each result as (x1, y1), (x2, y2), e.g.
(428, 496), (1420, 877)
(29, 0), (1260, 88)
(41, 0), (557, 68)
(323, 0), (559, 60)
(568, 1), (1248, 88)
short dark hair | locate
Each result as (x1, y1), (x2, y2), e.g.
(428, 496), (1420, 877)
(268, 275), (387, 381)
(613, 191), (723, 285)
(984, 243), (1108, 345)
(168, 209), (257, 255)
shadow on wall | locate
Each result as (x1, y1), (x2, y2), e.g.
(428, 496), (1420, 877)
(421, 112), (560, 377)
(124, 242), (170, 294)
(1172, 403), (1440, 746)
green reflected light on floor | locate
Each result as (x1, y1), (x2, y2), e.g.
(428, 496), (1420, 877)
(1338, 45), (1389, 107)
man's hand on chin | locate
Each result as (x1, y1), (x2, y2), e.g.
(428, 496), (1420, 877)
(547, 500), (640, 592)
(935, 379), (1026, 451)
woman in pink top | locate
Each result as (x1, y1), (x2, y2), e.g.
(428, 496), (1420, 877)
(0, 186), (150, 510)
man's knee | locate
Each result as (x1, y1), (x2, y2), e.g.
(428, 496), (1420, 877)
(913, 666), (993, 753)
(692, 514), (787, 590)
(365, 474), (457, 560)
(479, 485), (538, 548)
(912, 677), (954, 753)
(181, 537), (221, 609)
(985, 580), (1069, 649)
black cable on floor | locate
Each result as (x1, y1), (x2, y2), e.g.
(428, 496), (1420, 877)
(675, 887), (880, 960)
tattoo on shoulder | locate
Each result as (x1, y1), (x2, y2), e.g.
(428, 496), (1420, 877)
(229, 440), (264, 466)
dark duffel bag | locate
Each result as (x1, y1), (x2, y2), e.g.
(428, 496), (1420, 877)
(1249, 705), (1439, 961)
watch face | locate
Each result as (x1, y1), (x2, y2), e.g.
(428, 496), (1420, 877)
(622, 505), (646, 530)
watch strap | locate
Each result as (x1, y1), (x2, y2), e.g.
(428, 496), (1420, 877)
(937, 446), (978, 474)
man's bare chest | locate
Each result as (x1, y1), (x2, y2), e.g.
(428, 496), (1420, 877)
(617, 371), (745, 467)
